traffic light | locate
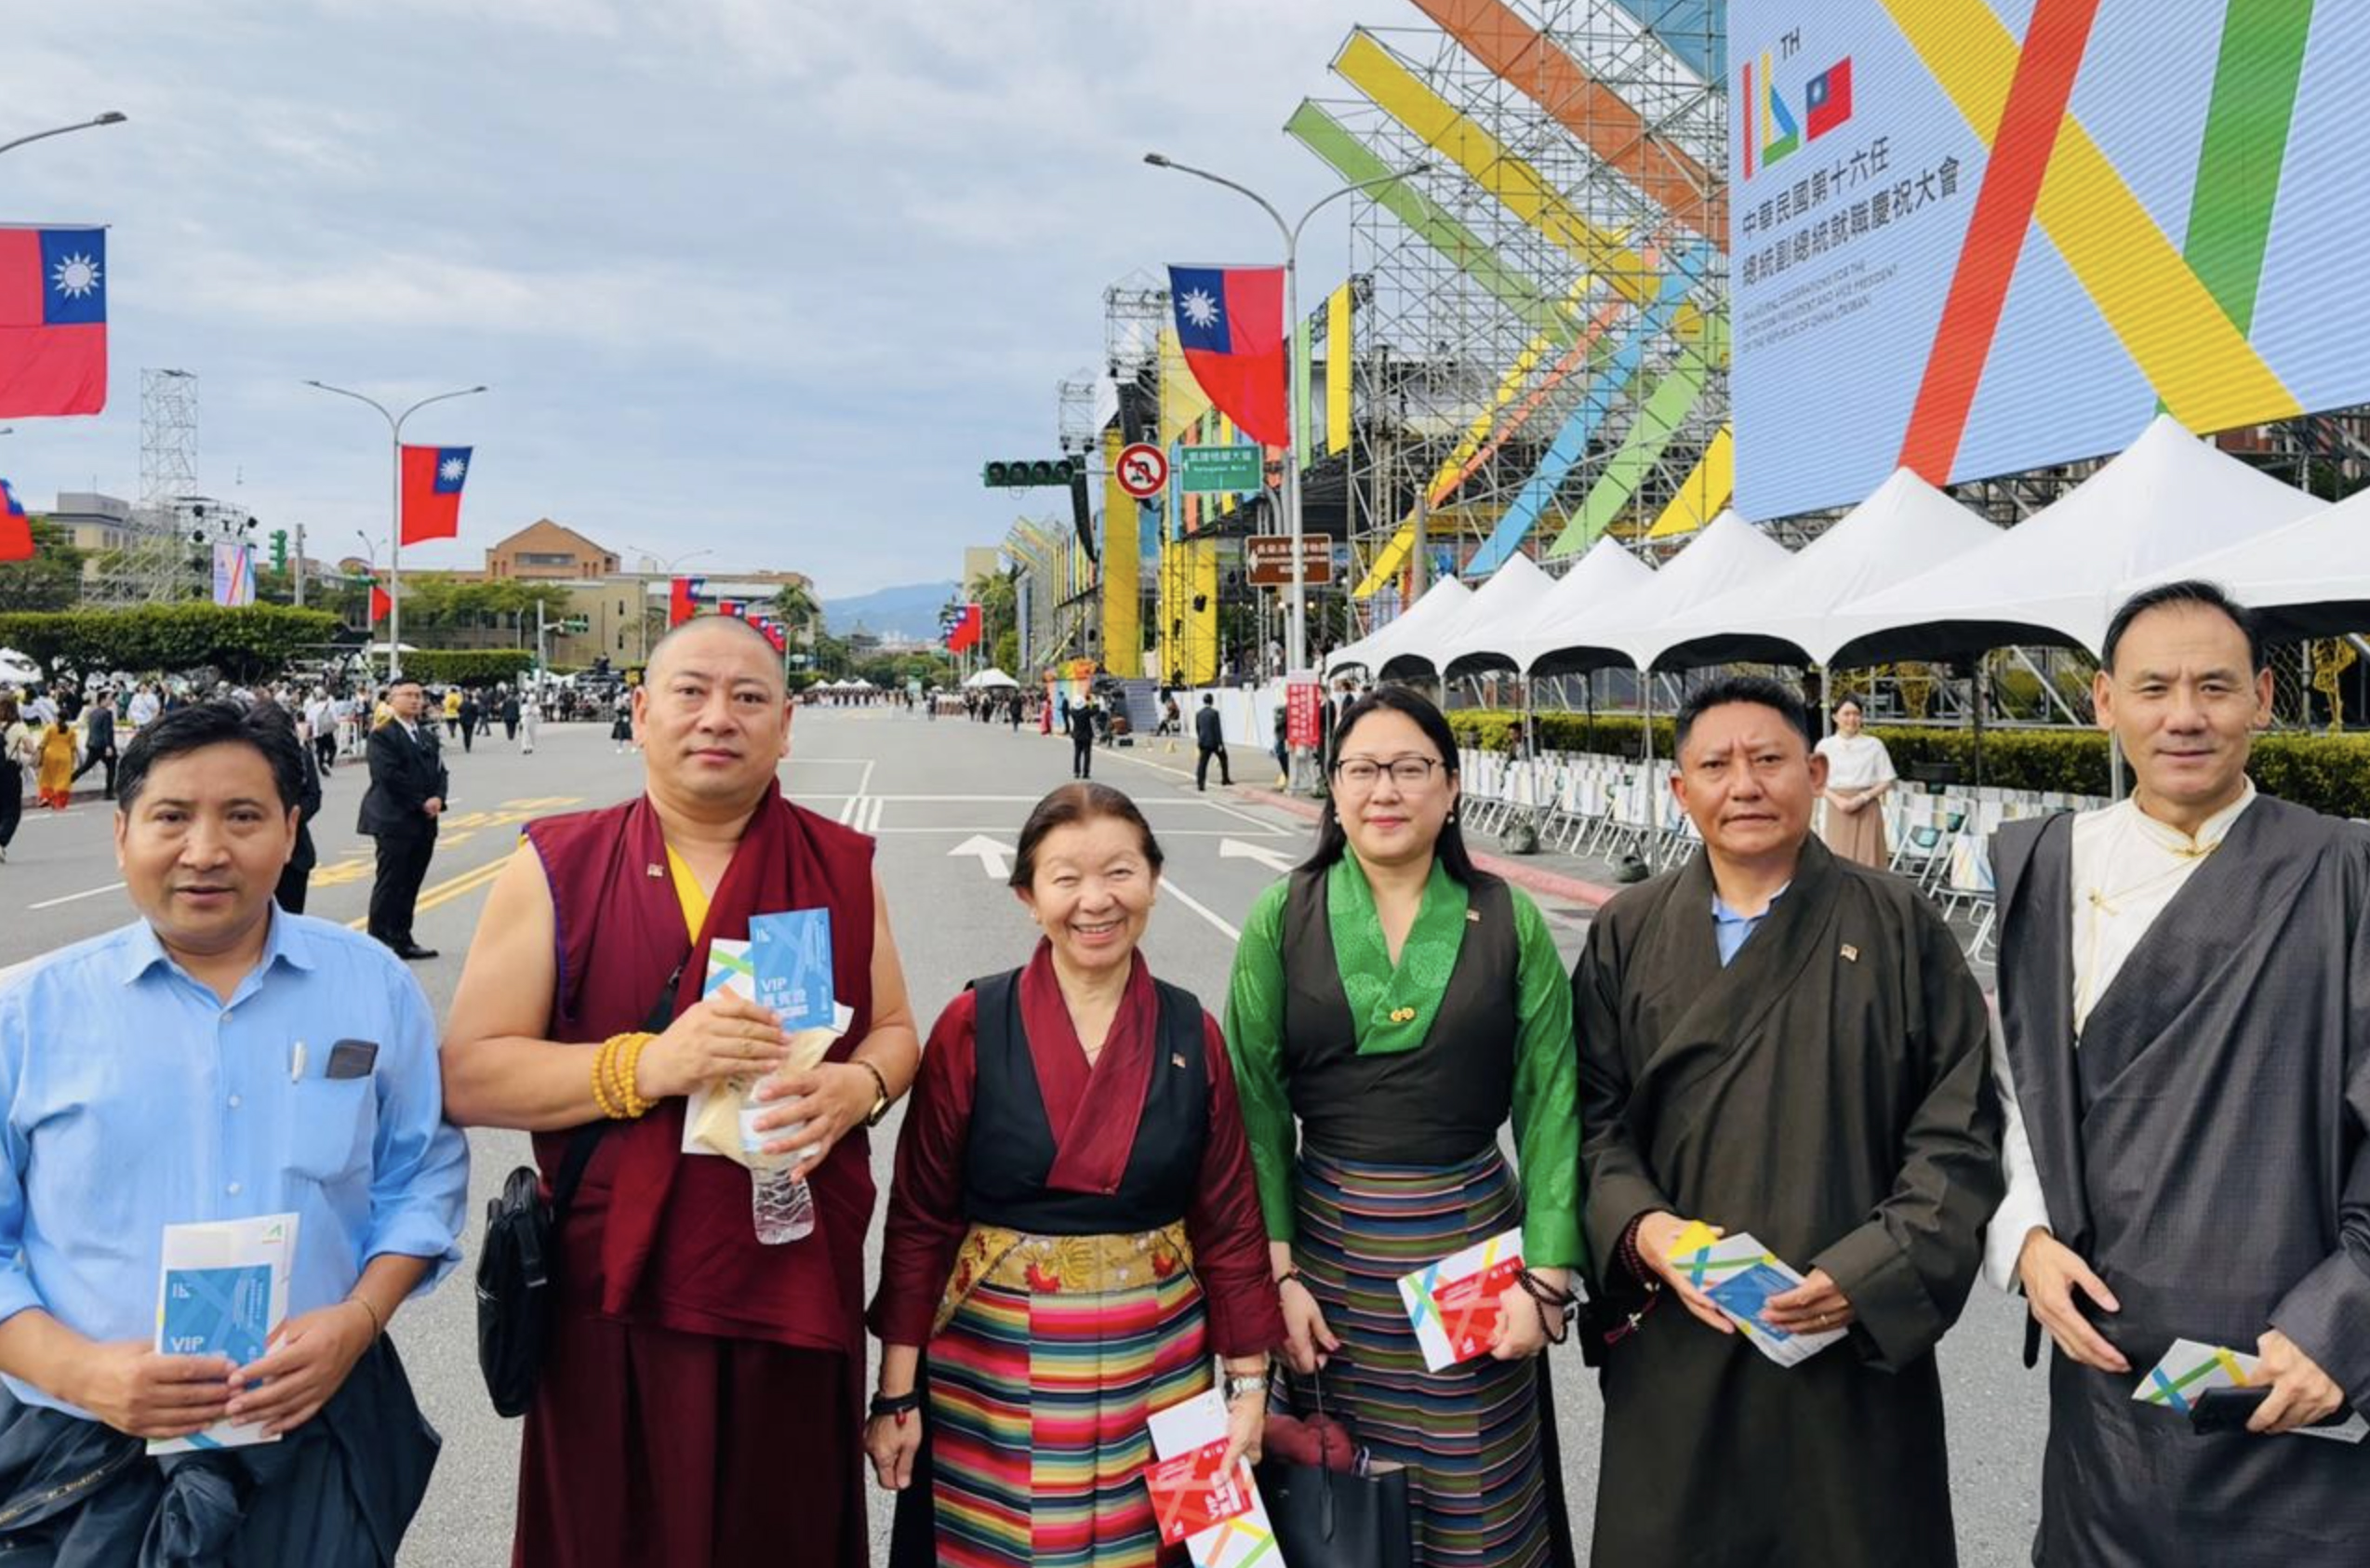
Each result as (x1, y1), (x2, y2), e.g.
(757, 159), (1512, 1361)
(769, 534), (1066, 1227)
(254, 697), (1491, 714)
(981, 457), (1079, 488)
(270, 530), (289, 572)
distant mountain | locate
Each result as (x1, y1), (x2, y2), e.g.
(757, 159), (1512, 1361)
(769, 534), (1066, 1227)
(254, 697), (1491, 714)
(821, 579), (958, 642)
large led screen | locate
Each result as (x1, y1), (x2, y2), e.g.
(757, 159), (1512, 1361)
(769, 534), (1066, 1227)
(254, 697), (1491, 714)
(1728, 0), (2370, 519)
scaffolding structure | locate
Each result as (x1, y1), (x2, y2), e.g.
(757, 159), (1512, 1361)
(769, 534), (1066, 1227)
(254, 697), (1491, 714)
(86, 368), (206, 605)
(1299, 1), (1725, 630)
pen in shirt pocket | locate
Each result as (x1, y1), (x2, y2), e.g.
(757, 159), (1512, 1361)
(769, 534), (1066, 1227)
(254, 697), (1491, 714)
(290, 1040), (307, 1083)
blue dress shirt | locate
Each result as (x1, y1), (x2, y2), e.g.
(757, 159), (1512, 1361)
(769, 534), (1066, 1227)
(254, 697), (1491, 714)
(1711, 884), (1790, 967)
(0, 910), (468, 1415)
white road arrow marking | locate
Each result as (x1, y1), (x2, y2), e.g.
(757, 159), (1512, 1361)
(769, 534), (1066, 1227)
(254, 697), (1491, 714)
(1218, 838), (1298, 874)
(949, 836), (1015, 880)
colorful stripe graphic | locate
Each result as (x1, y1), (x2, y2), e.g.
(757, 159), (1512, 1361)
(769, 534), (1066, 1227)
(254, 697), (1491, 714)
(1415, 0), (1724, 241)
(2181, 0), (2315, 338)
(1880, 0), (2300, 469)
(1897, 0), (2103, 483)
(1334, 28), (1660, 306)
(1645, 426), (1736, 538)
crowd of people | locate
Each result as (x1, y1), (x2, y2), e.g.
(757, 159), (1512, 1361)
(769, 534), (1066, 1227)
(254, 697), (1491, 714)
(0, 586), (2359, 1566)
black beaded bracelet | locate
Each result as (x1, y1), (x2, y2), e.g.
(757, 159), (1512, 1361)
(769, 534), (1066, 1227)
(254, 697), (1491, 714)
(869, 1389), (923, 1419)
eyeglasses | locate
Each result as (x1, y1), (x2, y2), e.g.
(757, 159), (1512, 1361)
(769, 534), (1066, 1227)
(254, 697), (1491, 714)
(1331, 755), (1444, 789)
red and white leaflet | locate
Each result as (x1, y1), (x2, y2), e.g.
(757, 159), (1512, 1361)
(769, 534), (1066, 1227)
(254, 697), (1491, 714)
(1144, 1391), (1285, 1567)
(1397, 1227), (1526, 1372)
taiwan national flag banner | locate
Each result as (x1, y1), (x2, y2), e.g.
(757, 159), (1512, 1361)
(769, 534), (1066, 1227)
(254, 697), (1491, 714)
(1166, 264), (1288, 447)
(0, 479), (31, 562)
(369, 585), (393, 624)
(398, 445), (471, 545)
(0, 227), (107, 418)
(669, 576), (704, 627)
(757, 619), (787, 652)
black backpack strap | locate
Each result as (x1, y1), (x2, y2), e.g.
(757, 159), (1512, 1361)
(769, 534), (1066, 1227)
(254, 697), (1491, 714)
(550, 950), (691, 1218)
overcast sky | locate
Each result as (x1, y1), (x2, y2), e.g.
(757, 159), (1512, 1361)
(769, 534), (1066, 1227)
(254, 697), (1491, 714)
(11, 0), (1413, 598)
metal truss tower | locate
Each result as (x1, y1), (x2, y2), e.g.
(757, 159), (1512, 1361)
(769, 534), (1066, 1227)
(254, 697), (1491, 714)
(1301, 1), (1725, 626)
(87, 368), (205, 605)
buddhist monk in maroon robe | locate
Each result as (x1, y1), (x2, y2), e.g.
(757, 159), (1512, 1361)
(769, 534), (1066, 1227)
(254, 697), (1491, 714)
(445, 615), (923, 1568)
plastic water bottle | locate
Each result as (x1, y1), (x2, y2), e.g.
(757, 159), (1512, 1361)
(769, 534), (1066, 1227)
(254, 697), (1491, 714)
(752, 1164), (815, 1244)
(745, 1103), (816, 1244)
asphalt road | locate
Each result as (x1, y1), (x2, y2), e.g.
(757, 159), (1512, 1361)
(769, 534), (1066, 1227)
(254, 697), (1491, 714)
(0, 710), (2050, 1564)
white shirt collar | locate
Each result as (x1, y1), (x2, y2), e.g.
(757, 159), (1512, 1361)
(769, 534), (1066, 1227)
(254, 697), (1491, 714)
(2121, 777), (2256, 857)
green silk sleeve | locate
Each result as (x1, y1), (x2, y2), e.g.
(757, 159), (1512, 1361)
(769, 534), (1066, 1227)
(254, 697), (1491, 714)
(1223, 880), (1300, 1242)
(1510, 889), (1586, 1270)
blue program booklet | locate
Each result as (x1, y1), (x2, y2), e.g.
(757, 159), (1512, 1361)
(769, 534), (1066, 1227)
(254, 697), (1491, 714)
(750, 909), (834, 1030)
(151, 1214), (298, 1453)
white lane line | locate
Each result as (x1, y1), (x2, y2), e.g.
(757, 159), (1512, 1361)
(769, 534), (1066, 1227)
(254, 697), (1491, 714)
(1154, 872), (1240, 943)
(836, 794), (858, 825)
(27, 882), (125, 911)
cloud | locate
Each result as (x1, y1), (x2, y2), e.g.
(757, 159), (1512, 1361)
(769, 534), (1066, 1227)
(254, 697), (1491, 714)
(6, 0), (1397, 597)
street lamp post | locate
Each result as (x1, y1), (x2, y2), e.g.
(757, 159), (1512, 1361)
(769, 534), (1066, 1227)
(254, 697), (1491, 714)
(624, 545), (713, 666)
(0, 113), (127, 159)
(304, 380), (486, 682)
(1143, 153), (1426, 783)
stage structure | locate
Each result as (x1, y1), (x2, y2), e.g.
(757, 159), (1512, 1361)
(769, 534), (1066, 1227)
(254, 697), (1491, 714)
(87, 367), (206, 605)
(1290, 0), (1729, 633)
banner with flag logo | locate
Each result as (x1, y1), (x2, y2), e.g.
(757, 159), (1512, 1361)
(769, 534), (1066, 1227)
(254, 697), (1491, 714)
(1166, 265), (1287, 447)
(0, 226), (106, 417)
(945, 602), (983, 654)
(369, 584), (393, 624)
(398, 445), (471, 545)
(0, 479), (31, 562)
(669, 576), (704, 627)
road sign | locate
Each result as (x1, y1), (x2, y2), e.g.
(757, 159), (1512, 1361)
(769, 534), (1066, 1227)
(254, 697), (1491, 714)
(1178, 445), (1263, 494)
(1116, 443), (1169, 499)
(1246, 534), (1334, 587)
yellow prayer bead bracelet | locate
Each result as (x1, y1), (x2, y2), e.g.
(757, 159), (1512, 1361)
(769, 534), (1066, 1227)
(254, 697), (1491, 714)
(592, 1032), (657, 1120)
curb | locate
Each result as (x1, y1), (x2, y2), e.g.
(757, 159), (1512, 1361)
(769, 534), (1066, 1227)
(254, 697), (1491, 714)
(1229, 788), (1618, 911)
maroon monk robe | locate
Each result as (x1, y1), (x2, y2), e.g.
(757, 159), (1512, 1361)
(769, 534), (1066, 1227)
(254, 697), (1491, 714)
(871, 941), (1282, 1356)
(512, 781), (878, 1568)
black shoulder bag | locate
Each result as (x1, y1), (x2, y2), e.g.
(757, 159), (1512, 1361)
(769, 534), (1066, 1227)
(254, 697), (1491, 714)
(477, 955), (686, 1418)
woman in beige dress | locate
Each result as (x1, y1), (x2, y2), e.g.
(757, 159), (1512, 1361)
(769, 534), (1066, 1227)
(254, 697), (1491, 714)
(1813, 698), (1896, 867)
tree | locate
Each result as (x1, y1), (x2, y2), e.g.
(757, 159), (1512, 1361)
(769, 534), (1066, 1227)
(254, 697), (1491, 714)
(772, 578), (820, 641)
(0, 520), (88, 612)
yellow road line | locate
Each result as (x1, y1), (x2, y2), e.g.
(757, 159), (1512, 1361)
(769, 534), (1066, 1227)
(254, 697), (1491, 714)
(341, 851), (513, 932)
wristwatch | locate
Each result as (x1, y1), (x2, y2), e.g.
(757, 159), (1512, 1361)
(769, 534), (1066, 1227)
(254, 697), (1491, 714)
(858, 1060), (892, 1127)
(1222, 1371), (1269, 1407)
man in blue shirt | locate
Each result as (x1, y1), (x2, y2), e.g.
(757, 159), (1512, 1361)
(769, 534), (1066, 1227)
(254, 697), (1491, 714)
(0, 701), (468, 1562)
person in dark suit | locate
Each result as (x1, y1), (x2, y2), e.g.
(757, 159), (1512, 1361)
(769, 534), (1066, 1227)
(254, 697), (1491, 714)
(256, 699), (323, 914)
(1066, 695), (1097, 779)
(1193, 693), (1232, 791)
(71, 692), (118, 800)
(359, 678), (447, 959)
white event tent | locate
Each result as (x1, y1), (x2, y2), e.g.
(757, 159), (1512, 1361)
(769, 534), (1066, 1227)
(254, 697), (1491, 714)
(1831, 414), (2325, 665)
(1467, 538), (1657, 677)
(2120, 481), (2370, 642)
(1518, 511), (1791, 675)
(1381, 551), (1554, 680)
(1648, 469), (2004, 671)
(1323, 576), (1471, 679)
(962, 667), (1019, 689)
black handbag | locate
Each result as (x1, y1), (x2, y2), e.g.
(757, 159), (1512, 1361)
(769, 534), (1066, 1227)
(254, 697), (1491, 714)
(476, 956), (686, 1417)
(1256, 1371), (1414, 1568)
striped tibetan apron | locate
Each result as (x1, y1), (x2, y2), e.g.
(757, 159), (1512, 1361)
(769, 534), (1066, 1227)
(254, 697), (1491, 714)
(1278, 868), (1565, 1568)
(922, 969), (1215, 1568)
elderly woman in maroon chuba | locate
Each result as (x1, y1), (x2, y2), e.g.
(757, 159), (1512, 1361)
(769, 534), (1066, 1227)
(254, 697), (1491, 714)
(866, 782), (1283, 1567)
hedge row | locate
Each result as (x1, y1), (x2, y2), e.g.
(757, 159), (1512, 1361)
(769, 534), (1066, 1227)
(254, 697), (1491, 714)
(0, 605), (342, 684)
(1445, 710), (2370, 821)
(387, 650), (539, 684)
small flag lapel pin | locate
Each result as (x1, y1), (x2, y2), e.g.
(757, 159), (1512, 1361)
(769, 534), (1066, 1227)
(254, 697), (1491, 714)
(1841, 943), (1859, 963)
(646, 862), (665, 878)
